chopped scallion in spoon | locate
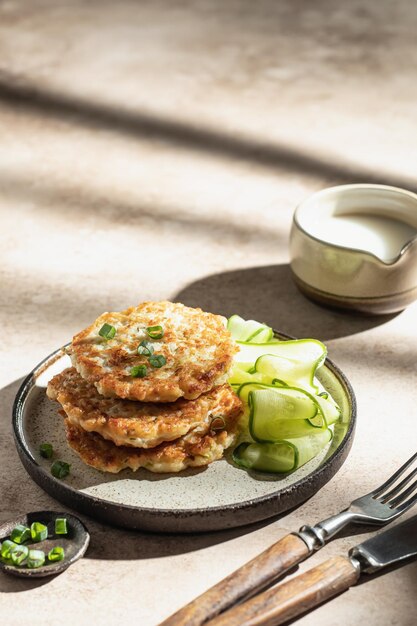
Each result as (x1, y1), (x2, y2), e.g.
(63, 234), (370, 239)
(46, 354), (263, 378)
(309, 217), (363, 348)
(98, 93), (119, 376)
(27, 549), (45, 569)
(55, 518), (67, 535)
(10, 525), (31, 544)
(30, 522), (48, 543)
(1, 540), (17, 560)
(48, 546), (65, 562)
(10, 544), (29, 565)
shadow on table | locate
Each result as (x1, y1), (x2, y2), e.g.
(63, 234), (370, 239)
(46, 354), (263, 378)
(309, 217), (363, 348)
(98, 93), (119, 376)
(1, 76), (417, 196)
(0, 574), (53, 593)
(84, 506), (296, 561)
(173, 263), (397, 341)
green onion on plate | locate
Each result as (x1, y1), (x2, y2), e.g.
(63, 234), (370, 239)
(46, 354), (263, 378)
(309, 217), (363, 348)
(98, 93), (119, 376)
(51, 461), (71, 479)
(39, 442), (53, 459)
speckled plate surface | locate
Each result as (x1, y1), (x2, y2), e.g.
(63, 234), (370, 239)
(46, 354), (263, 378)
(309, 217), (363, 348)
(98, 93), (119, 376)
(13, 333), (356, 533)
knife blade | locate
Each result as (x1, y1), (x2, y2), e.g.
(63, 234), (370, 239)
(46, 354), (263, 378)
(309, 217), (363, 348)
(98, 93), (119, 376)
(206, 515), (417, 626)
(350, 513), (417, 573)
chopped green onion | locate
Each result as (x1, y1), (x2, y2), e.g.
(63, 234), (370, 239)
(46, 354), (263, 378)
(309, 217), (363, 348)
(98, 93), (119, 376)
(319, 391), (329, 399)
(10, 544), (29, 566)
(51, 460), (71, 479)
(48, 546), (65, 562)
(30, 522), (48, 542)
(0, 555), (11, 564)
(55, 518), (67, 535)
(27, 549), (45, 569)
(148, 354), (166, 368)
(146, 325), (164, 340)
(210, 416), (226, 431)
(39, 443), (53, 459)
(1, 540), (17, 560)
(10, 525), (31, 544)
(131, 365), (147, 378)
(137, 340), (154, 356)
(98, 323), (116, 340)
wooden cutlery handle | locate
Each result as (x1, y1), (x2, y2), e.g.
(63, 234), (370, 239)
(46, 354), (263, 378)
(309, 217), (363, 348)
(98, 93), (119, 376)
(159, 533), (309, 626)
(207, 555), (360, 626)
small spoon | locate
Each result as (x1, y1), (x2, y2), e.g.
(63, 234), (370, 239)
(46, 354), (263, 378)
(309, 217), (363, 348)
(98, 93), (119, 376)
(0, 510), (90, 578)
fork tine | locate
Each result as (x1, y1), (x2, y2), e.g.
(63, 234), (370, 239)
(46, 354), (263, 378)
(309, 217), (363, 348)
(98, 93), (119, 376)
(379, 467), (417, 503)
(389, 478), (417, 509)
(372, 451), (417, 497)
(397, 491), (417, 513)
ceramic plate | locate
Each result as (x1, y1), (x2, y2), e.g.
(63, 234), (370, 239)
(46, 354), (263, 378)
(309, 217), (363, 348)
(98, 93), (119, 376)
(13, 333), (356, 533)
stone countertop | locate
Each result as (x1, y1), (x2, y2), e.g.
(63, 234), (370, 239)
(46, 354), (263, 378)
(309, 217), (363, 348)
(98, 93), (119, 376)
(0, 1), (416, 624)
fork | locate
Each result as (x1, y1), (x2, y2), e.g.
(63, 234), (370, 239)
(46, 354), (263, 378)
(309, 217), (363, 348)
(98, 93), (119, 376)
(159, 451), (417, 626)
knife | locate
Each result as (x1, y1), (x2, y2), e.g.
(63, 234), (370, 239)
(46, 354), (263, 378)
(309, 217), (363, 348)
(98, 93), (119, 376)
(206, 514), (417, 626)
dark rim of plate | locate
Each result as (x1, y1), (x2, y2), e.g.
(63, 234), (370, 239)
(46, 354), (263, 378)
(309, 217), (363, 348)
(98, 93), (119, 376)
(12, 331), (356, 518)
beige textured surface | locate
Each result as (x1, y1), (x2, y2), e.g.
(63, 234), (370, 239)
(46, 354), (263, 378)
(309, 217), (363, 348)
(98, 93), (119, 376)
(0, 1), (416, 625)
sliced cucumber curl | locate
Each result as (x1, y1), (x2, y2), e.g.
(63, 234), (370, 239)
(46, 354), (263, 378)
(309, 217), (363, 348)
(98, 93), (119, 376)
(228, 316), (341, 474)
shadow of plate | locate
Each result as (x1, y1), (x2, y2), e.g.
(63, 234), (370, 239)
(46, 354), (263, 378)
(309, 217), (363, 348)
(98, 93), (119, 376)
(173, 263), (397, 341)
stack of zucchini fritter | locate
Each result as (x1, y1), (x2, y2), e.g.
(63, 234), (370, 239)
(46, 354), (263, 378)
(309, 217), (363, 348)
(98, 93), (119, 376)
(47, 301), (242, 473)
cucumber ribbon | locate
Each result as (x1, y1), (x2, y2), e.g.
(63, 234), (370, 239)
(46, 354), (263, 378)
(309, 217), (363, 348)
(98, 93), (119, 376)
(228, 316), (341, 474)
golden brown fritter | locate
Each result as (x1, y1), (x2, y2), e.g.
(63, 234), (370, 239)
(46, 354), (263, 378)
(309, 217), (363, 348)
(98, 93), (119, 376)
(69, 301), (237, 402)
(64, 414), (239, 474)
(47, 367), (242, 449)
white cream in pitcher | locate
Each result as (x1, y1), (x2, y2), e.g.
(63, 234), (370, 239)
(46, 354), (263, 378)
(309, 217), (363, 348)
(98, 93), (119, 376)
(307, 213), (417, 263)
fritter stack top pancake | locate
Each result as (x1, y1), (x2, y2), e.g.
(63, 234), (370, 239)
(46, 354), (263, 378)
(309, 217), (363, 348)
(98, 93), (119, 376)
(69, 301), (237, 402)
(47, 367), (242, 449)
